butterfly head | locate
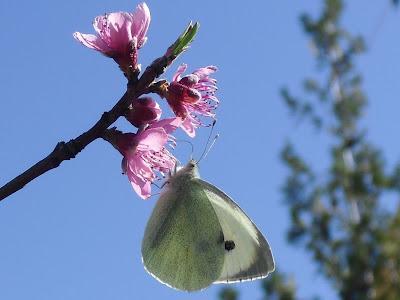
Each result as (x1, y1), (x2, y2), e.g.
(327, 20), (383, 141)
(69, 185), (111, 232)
(167, 159), (200, 187)
(179, 159), (200, 178)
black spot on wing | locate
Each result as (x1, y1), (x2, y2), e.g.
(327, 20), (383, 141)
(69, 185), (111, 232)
(224, 240), (235, 251)
(195, 179), (275, 283)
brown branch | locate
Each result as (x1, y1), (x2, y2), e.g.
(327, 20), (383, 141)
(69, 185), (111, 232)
(0, 55), (171, 202)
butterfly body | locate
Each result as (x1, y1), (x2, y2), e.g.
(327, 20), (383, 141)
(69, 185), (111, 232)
(141, 161), (274, 291)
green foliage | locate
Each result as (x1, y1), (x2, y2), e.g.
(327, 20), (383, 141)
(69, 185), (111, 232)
(276, 0), (400, 299)
(220, 0), (400, 299)
(262, 271), (297, 300)
(166, 22), (199, 58)
(219, 287), (239, 300)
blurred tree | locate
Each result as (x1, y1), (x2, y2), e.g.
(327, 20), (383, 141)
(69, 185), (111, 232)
(262, 272), (297, 300)
(220, 0), (400, 299)
(219, 287), (239, 300)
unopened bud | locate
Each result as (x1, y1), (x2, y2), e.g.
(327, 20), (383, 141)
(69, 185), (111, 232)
(125, 97), (162, 127)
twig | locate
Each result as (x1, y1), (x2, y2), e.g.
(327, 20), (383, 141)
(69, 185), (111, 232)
(0, 55), (171, 202)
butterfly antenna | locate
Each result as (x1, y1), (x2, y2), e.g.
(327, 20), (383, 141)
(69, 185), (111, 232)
(198, 134), (219, 165)
(197, 120), (218, 164)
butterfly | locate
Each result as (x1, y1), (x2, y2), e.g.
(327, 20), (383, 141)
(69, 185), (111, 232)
(141, 160), (275, 291)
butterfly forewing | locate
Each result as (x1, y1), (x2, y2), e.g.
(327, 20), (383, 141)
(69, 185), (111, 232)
(141, 178), (225, 291)
(196, 179), (275, 283)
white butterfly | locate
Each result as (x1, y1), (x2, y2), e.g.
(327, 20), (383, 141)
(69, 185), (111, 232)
(141, 160), (275, 291)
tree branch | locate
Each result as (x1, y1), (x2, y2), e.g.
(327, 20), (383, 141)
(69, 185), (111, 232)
(0, 55), (171, 202)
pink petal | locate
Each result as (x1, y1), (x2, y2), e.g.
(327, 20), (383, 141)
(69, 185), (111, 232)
(73, 32), (111, 53)
(136, 180), (152, 199)
(136, 128), (168, 151)
(149, 117), (182, 134)
(93, 15), (108, 39)
(128, 171), (152, 199)
(172, 64), (187, 82)
(181, 117), (196, 138)
(130, 2), (151, 48)
(193, 66), (218, 78)
(125, 155), (154, 199)
(104, 12), (133, 50)
(130, 155), (154, 179)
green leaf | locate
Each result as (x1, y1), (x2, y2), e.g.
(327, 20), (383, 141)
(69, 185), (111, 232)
(166, 22), (199, 59)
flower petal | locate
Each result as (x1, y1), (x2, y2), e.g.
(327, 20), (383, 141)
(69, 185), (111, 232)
(130, 2), (151, 48)
(124, 153), (155, 199)
(93, 15), (108, 39)
(105, 12), (133, 50)
(149, 117), (182, 134)
(193, 65), (218, 78)
(172, 64), (187, 82)
(180, 117), (197, 138)
(136, 128), (168, 151)
(73, 32), (112, 53)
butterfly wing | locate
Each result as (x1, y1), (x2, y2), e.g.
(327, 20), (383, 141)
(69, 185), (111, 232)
(141, 179), (225, 291)
(196, 179), (275, 283)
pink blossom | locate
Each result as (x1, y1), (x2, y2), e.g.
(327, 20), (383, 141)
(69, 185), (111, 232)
(73, 2), (150, 74)
(166, 64), (218, 137)
(116, 118), (181, 199)
(125, 97), (162, 127)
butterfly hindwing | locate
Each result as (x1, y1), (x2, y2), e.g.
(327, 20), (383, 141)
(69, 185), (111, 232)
(141, 178), (225, 291)
(196, 179), (275, 283)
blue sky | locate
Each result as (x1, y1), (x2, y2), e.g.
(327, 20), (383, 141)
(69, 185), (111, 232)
(1, 1), (399, 299)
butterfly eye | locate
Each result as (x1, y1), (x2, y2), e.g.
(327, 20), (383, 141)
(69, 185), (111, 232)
(224, 240), (235, 251)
